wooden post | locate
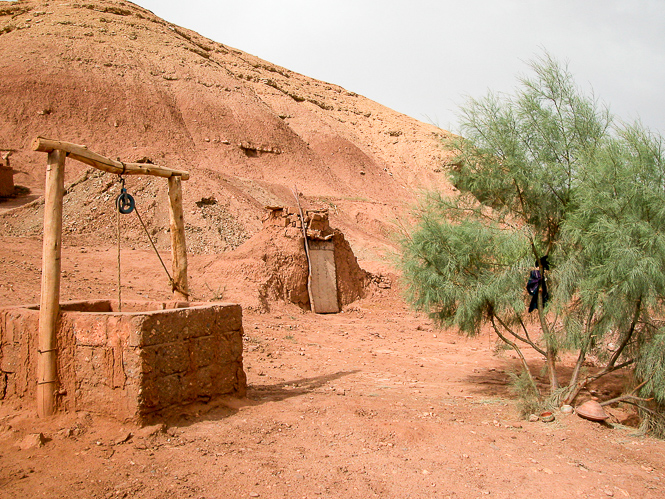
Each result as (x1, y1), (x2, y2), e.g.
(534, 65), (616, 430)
(37, 149), (66, 417)
(167, 176), (189, 300)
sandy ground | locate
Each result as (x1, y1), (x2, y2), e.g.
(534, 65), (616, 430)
(1, 2), (664, 497)
(1, 238), (664, 499)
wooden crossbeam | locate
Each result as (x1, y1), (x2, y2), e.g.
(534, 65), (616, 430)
(32, 137), (189, 180)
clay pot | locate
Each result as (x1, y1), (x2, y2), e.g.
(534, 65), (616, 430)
(575, 400), (609, 421)
(560, 405), (574, 414)
(540, 411), (555, 422)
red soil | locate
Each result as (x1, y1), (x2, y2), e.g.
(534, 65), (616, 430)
(1, 1), (664, 498)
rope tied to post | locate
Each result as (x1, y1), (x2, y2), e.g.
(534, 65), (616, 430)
(133, 201), (188, 297)
(116, 176), (124, 311)
(114, 176), (190, 300)
(31, 138), (190, 417)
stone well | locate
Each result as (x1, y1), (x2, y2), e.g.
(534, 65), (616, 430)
(0, 300), (246, 421)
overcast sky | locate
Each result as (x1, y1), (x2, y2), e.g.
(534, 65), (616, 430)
(132, 0), (665, 135)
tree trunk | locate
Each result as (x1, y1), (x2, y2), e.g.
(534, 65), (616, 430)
(537, 278), (559, 391)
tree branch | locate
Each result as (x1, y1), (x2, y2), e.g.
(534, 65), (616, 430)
(606, 297), (642, 371)
(599, 380), (651, 407)
(490, 313), (540, 397)
(499, 313), (547, 356)
(568, 306), (597, 392)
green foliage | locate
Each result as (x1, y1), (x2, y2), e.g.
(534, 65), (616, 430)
(403, 193), (531, 335)
(401, 51), (665, 425)
(451, 53), (611, 248)
(507, 370), (543, 417)
(636, 332), (665, 404)
(639, 403), (665, 439)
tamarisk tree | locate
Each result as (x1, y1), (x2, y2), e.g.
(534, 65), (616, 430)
(401, 53), (665, 420)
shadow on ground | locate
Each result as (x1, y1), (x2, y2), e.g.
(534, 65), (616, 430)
(167, 370), (361, 427)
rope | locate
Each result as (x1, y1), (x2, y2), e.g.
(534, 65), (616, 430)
(133, 203), (186, 296)
(114, 175), (190, 300)
(116, 185), (122, 312)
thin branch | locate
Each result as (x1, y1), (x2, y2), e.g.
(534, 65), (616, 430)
(496, 312), (547, 356)
(584, 358), (636, 385)
(617, 400), (659, 417)
(517, 316), (539, 348)
(600, 380), (652, 407)
(512, 178), (529, 221)
(569, 306), (597, 389)
(490, 313), (540, 396)
(607, 297), (642, 370)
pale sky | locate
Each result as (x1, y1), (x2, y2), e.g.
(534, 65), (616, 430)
(132, 0), (665, 135)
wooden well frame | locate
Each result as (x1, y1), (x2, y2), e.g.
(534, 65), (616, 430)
(31, 137), (190, 417)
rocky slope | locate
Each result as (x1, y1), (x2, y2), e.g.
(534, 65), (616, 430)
(0, 0), (455, 260)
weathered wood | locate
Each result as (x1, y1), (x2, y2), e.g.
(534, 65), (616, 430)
(308, 240), (340, 314)
(31, 138), (193, 416)
(292, 187), (316, 311)
(37, 149), (66, 418)
(168, 176), (189, 300)
(31, 137), (189, 180)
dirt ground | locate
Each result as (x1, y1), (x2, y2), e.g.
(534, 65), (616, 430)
(1, 237), (664, 499)
(1, 2), (664, 497)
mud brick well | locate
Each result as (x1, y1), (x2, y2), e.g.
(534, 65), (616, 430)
(0, 300), (246, 421)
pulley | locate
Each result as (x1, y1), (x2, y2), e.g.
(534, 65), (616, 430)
(115, 177), (135, 214)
